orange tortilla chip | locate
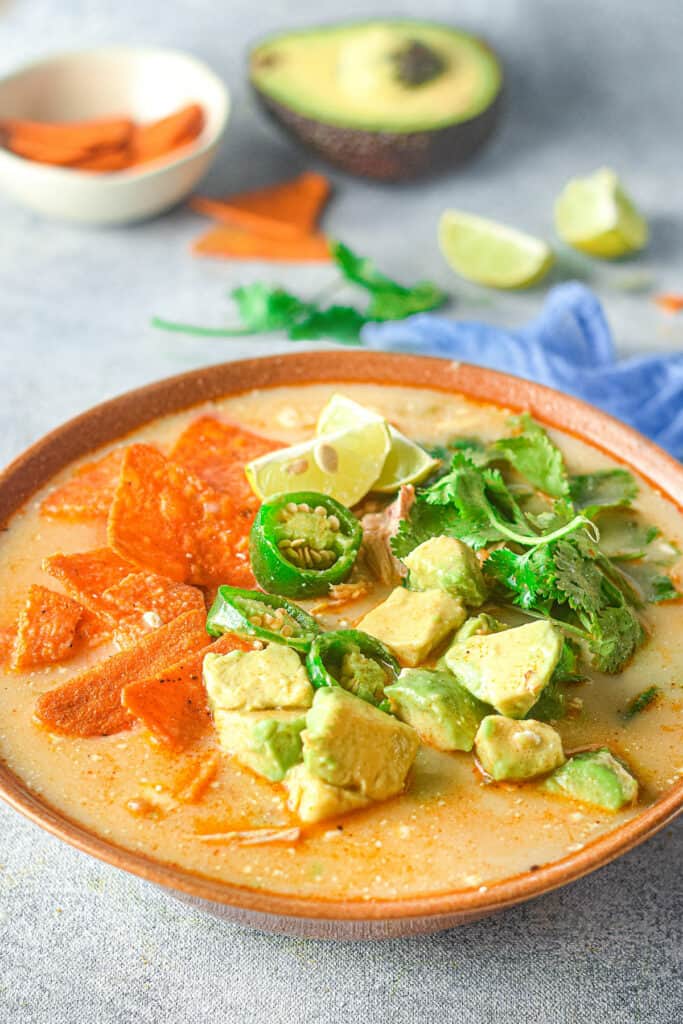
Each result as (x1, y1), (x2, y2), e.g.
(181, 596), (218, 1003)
(103, 571), (205, 645)
(170, 416), (280, 512)
(11, 585), (83, 671)
(192, 225), (331, 262)
(43, 547), (133, 612)
(107, 443), (258, 587)
(35, 609), (208, 737)
(131, 103), (204, 165)
(40, 448), (126, 521)
(190, 172), (331, 239)
(122, 632), (258, 749)
(0, 626), (16, 665)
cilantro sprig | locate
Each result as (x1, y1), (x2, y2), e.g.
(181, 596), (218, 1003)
(152, 241), (448, 346)
(393, 415), (681, 675)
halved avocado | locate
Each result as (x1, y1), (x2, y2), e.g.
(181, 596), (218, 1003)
(249, 20), (503, 182)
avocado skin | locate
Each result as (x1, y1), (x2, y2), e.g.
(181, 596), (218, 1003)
(251, 86), (502, 183)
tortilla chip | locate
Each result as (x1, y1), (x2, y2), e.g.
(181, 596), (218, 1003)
(173, 752), (222, 804)
(35, 609), (208, 737)
(0, 627), (17, 665)
(170, 416), (280, 512)
(40, 448), (126, 521)
(190, 171), (331, 239)
(43, 547), (133, 612)
(11, 585), (84, 670)
(103, 572), (205, 645)
(107, 443), (258, 587)
(122, 632), (258, 749)
(192, 225), (331, 262)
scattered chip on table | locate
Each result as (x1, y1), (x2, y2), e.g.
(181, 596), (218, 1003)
(11, 585), (84, 671)
(35, 609), (209, 737)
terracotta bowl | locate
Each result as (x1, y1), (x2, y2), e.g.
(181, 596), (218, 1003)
(1, 351), (682, 940)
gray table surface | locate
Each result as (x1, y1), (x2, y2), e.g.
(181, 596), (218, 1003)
(1, 2), (682, 1021)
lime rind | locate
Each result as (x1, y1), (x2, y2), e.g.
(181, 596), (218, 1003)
(245, 419), (391, 507)
(438, 210), (554, 289)
(316, 394), (440, 491)
(554, 168), (648, 259)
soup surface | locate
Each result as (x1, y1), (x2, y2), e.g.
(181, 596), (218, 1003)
(0, 383), (682, 902)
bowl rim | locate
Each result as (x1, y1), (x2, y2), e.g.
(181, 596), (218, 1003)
(0, 44), (230, 184)
(1, 349), (681, 924)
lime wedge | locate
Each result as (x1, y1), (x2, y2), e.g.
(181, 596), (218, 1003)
(245, 420), (391, 506)
(554, 168), (648, 259)
(316, 394), (440, 492)
(438, 210), (554, 289)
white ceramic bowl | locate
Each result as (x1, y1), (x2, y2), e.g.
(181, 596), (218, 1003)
(0, 47), (230, 224)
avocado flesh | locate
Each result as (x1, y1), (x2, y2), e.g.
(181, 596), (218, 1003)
(543, 749), (638, 811)
(250, 20), (502, 181)
(386, 668), (489, 752)
(475, 715), (565, 782)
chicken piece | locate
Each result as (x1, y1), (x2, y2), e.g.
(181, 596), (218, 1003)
(360, 485), (415, 585)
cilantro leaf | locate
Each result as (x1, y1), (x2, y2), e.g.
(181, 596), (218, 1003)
(595, 509), (659, 561)
(231, 284), (312, 331)
(551, 639), (585, 684)
(588, 605), (644, 674)
(332, 241), (397, 292)
(390, 502), (469, 559)
(484, 545), (559, 613)
(287, 306), (366, 345)
(552, 538), (606, 616)
(367, 282), (447, 320)
(615, 561), (680, 603)
(622, 685), (660, 720)
(569, 469), (638, 515)
(525, 677), (566, 722)
(491, 414), (570, 498)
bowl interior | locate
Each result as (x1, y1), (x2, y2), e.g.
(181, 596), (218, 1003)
(0, 48), (228, 145)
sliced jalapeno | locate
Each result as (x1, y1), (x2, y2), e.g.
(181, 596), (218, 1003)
(249, 491), (362, 599)
(206, 585), (322, 653)
(306, 629), (400, 709)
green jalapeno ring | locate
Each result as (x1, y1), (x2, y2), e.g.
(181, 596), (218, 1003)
(250, 491), (363, 599)
(306, 628), (400, 709)
(206, 585), (322, 653)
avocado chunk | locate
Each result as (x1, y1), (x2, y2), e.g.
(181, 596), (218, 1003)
(249, 20), (503, 182)
(203, 643), (313, 712)
(284, 764), (372, 824)
(404, 536), (487, 606)
(454, 613), (507, 642)
(475, 715), (565, 781)
(302, 687), (419, 800)
(385, 668), (488, 751)
(444, 620), (563, 718)
(358, 587), (466, 667)
(213, 710), (305, 781)
(543, 748), (638, 811)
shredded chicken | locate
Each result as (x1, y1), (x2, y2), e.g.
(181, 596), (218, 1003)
(360, 485), (415, 586)
(190, 827), (301, 845)
(311, 580), (372, 614)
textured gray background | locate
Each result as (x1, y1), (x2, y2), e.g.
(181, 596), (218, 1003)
(1, 1), (682, 1021)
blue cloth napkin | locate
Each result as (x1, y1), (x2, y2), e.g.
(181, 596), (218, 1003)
(362, 282), (683, 460)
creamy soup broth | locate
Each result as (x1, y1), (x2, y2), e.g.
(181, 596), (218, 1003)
(0, 383), (681, 901)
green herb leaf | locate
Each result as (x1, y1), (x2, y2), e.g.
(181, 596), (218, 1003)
(332, 241), (397, 293)
(622, 685), (660, 720)
(525, 677), (566, 722)
(484, 545), (559, 614)
(569, 469), (638, 515)
(390, 502), (467, 559)
(150, 317), (256, 337)
(286, 305), (367, 345)
(491, 414), (570, 498)
(588, 605), (644, 674)
(367, 282), (447, 320)
(231, 284), (313, 332)
(595, 509), (659, 560)
(615, 561), (680, 603)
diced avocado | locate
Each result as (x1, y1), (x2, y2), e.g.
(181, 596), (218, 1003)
(284, 764), (371, 823)
(339, 646), (389, 705)
(444, 620), (562, 718)
(358, 587), (465, 667)
(249, 20), (503, 182)
(203, 643), (313, 712)
(543, 748), (638, 811)
(302, 687), (419, 800)
(213, 710), (305, 781)
(474, 715), (565, 781)
(385, 667), (488, 751)
(454, 612), (507, 642)
(404, 536), (487, 606)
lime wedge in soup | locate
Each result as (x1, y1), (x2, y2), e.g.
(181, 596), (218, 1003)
(316, 394), (440, 492)
(245, 419), (391, 506)
(554, 167), (648, 259)
(438, 210), (554, 289)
